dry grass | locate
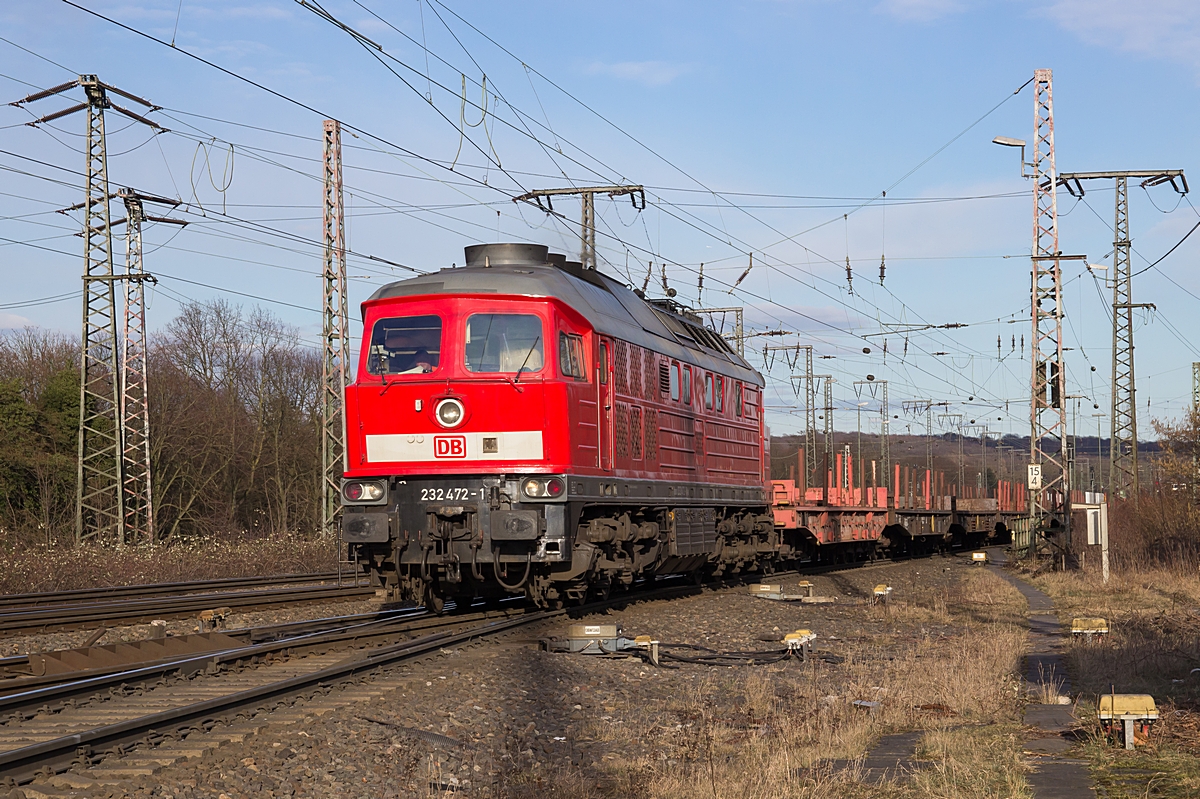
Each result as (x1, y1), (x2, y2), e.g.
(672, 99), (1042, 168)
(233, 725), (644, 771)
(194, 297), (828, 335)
(0, 534), (339, 593)
(911, 724), (1031, 799)
(1031, 568), (1200, 703)
(530, 569), (1032, 799)
(1031, 566), (1200, 797)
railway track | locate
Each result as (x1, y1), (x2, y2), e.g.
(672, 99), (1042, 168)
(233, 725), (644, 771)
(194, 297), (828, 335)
(0, 572), (362, 612)
(0, 589), (691, 786)
(0, 577), (375, 637)
(0, 552), (970, 787)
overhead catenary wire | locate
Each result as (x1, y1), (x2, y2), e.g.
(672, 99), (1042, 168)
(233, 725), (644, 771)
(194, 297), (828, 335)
(0, 18), (1072, 427)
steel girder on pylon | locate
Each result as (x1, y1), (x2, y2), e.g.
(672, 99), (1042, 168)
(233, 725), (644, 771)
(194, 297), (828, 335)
(321, 119), (349, 535)
(512, 185), (645, 271)
(1029, 69), (1070, 552)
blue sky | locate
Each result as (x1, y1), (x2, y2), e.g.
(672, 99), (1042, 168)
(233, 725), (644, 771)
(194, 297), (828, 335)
(2, 0), (1199, 442)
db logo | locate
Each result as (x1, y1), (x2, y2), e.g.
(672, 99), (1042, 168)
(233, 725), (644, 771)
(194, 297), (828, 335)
(433, 435), (467, 458)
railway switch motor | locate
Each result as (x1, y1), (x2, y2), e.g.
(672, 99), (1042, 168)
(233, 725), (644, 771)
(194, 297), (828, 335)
(1071, 617), (1109, 643)
(1099, 694), (1157, 749)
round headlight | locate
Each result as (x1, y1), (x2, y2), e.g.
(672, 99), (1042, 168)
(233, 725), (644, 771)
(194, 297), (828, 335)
(435, 398), (464, 428)
(344, 482), (363, 501)
(545, 478), (564, 498)
(523, 479), (542, 497)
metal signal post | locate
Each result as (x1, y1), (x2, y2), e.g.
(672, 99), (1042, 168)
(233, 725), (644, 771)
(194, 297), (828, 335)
(322, 120), (350, 536)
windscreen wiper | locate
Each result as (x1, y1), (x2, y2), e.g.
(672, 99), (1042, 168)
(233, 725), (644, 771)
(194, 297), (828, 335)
(512, 336), (541, 385)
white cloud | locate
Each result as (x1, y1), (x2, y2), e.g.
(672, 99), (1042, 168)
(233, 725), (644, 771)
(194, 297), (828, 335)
(875, 0), (964, 22)
(1043, 0), (1200, 72)
(0, 313), (33, 330)
(585, 60), (693, 87)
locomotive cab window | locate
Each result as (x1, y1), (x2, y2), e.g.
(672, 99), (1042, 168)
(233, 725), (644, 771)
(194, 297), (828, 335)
(735, 382), (744, 417)
(599, 341), (609, 384)
(559, 332), (586, 380)
(367, 315), (442, 376)
(682, 366), (693, 405)
(670, 362), (680, 401)
(704, 373), (714, 410)
(465, 314), (544, 374)
(715, 376), (724, 413)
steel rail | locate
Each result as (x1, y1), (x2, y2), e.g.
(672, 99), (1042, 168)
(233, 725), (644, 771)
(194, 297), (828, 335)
(0, 552), (976, 784)
(0, 604), (519, 704)
(0, 584), (376, 635)
(0, 584), (700, 784)
(0, 572), (360, 610)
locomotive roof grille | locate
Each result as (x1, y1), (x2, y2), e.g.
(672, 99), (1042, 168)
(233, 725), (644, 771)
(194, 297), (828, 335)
(365, 243), (764, 386)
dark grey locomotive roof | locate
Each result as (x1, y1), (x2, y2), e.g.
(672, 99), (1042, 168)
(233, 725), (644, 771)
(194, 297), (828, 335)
(366, 243), (764, 387)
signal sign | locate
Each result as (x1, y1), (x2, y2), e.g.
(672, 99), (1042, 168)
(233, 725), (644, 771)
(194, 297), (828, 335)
(1027, 463), (1042, 490)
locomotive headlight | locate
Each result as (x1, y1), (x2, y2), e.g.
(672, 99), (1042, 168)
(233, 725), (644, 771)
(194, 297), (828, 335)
(435, 398), (465, 428)
(521, 476), (566, 500)
(342, 480), (385, 503)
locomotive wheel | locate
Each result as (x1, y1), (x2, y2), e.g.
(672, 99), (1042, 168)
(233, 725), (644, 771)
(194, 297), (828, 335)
(424, 586), (446, 615)
(592, 575), (613, 602)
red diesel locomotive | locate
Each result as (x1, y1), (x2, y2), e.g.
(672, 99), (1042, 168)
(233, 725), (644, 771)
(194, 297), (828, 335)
(340, 243), (779, 610)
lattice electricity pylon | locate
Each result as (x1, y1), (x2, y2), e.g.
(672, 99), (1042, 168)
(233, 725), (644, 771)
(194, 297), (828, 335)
(939, 412), (965, 494)
(766, 343), (815, 484)
(12, 76), (165, 544)
(1058, 170), (1186, 502)
(512, 185), (645, 270)
(322, 120), (350, 535)
(903, 400), (936, 477)
(879, 380), (890, 493)
(814, 375), (835, 497)
(1193, 362), (1200, 503)
(118, 188), (184, 544)
(1193, 362), (1200, 413)
(1028, 69), (1071, 553)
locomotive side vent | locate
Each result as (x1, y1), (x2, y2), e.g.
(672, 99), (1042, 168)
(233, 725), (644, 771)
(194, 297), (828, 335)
(629, 344), (643, 398)
(659, 362), (670, 395)
(614, 341), (629, 395)
(644, 351), (657, 402)
(630, 405), (644, 460)
(615, 403), (630, 459)
(645, 408), (658, 462)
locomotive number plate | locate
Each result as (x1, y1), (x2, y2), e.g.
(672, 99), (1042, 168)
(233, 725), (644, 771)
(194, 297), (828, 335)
(420, 487), (474, 502)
